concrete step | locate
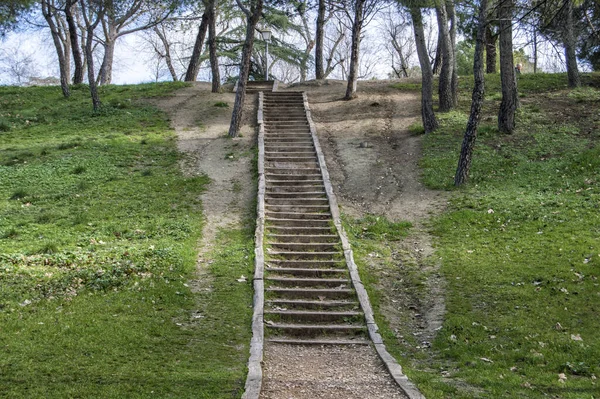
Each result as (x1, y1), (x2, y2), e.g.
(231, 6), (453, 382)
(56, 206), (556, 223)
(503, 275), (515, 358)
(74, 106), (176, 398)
(265, 267), (347, 277)
(265, 322), (366, 337)
(265, 205), (330, 214)
(266, 180), (324, 188)
(266, 287), (355, 299)
(266, 226), (334, 235)
(265, 211), (330, 220)
(268, 242), (339, 253)
(263, 137), (313, 143)
(265, 198), (328, 207)
(266, 277), (349, 288)
(267, 259), (345, 268)
(266, 234), (337, 243)
(265, 191), (326, 198)
(266, 337), (370, 345)
(264, 310), (362, 323)
(267, 218), (331, 228)
(264, 145), (315, 152)
(264, 167), (320, 174)
(266, 299), (358, 310)
(266, 250), (341, 260)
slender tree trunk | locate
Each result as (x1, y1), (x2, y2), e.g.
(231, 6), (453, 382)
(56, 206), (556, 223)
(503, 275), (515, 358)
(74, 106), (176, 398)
(99, 37), (116, 85)
(42, 0), (70, 98)
(485, 25), (497, 73)
(498, 0), (517, 134)
(153, 26), (178, 81)
(564, 0), (580, 87)
(410, 6), (438, 133)
(455, 0), (488, 186)
(315, 0), (326, 79)
(80, 0), (102, 111)
(344, 0), (365, 100)
(185, 11), (210, 82)
(436, 0), (454, 111)
(207, 0), (220, 92)
(447, 0), (458, 106)
(533, 28), (538, 73)
(228, 0), (263, 138)
(432, 29), (442, 75)
(65, 0), (84, 84)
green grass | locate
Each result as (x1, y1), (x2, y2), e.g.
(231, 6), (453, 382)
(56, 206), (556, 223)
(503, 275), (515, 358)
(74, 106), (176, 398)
(399, 73), (600, 398)
(0, 83), (253, 397)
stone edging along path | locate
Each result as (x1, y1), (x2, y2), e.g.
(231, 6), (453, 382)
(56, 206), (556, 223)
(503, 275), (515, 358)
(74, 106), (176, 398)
(242, 91), (425, 399)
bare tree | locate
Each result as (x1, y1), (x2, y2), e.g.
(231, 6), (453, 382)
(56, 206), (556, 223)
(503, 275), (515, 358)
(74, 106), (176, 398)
(184, 2), (209, 82)
(0, 42), (38, 85)
(408, 4), (438, 133)
(41, 0), (71, 97)
(497, 0), (518, 134)
(80, 0), (103, 111)
(563, 0), (580, 87)
(380, 7), (415, 78)
(435, 0), (454, 111)
(207, 0), (220, 92)
(228, 0), (263, 138)
(64, 0), (84, 84)
(455, 0), (488, 186)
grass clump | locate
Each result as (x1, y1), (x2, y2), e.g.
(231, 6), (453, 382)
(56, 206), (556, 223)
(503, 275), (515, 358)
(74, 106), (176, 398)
(214, 101), (229, 108)
(410, 73), (600, 398)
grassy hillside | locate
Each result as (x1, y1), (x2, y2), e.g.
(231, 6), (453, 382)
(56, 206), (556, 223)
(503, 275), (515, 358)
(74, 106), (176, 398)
(0, 84), (253, 398)
(398, 73), (600, 398)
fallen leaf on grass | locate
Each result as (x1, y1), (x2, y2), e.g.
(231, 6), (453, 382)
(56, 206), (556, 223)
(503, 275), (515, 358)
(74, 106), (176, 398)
(237, 275), (247, 283)
(571, 334), (583, 341)
(480, 357), (493, 363)
(558, 373), (567, 384)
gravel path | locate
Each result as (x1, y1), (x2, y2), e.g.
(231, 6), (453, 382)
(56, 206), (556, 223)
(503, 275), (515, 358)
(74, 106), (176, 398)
(260, 344), (409, 399)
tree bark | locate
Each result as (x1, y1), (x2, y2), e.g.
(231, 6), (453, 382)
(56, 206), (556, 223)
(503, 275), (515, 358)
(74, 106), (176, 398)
(432, 28), (442, 75)
(153, 26), (178, 81)
(207, 0), (220, 92)
(485, 25), (497, 73)
(80, 0), (102, 111)
(315, 0), (326, 79)
(184, 10), (210, 82)
(228, 0), (263, 138)
(497, 0), (518, 134)
(344, 0), (365, 100)
(447, 0), (458, 107)
(65, 0), (84, 84)
(409, 6), (438, 133)
(435, 0), (454, 111)
(455, 0), (488, 186)
(42, 0), (71, 98)
(99, 36), (116, 85)
(563, 0), (580, 87)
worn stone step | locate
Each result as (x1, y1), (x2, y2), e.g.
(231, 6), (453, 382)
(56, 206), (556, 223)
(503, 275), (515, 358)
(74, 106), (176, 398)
(266, 233), (337, 242)
(264, 167), (320, 174)
(268, 242), (339, 252)
(265, 212), (330, 221)
(267, 181), (324, 189)
(266, 276), (349, 287)
(265, 322), (366, 337)
(265, 198), (328, 206)
(264, 145), (315, 152)
(266, 250), (341, 260)
(266, 337), (370, 345)
(266, 186), (325, 194)
(265, 267), (347, 277)
(267, 259), (344, 268)
(264, 137), (313, 144)
(265, 157), (317, 164)
(264, 310), (362, 323)
(267, 218), (331, 228)
(265, 191), (326, 198)
(266, 298), (358, 310)
(266, 287), (354, 300)
(265, 208), (329, 214)
(266, 227), (334, 236)
(265, 150), (315, 156)
(265, 162), (319, 170)
(264, 128), (311, 134)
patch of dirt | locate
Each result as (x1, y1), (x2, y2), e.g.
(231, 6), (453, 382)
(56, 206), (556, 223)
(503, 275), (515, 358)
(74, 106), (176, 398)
(154, 82), (257, 292)
(296, 79), (449, 361)
(261, 344), (408, 399)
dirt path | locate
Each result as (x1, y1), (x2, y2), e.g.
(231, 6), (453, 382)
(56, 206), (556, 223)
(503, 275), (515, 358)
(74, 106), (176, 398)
(156, 80), (446, 398)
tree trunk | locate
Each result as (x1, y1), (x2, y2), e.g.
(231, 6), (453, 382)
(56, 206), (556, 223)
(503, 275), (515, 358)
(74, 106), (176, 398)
(344, 0), (365, 100)
(207, 0), (220, 92)
(65, 0), (84, 84)
(485, 25), (497, 74)
(497, 0), (517, 134)
(432, 29), (442, 75)
(455, 0), (488, 186)
(42, 0), (70, 98)
(564, 0), (580, 87)
(410, 6), (438, 133)
(228, 0), (263, 138)
(436, 0), (454, 111)
(533, 28), (538, 73)
(99, 36), (116, 85)
(153, 26), (178, 81)
(80, 0), (102, 111)
(447, 0), (458, 107)
(315, 0), (326, 80)
(184, 11), (210, 82)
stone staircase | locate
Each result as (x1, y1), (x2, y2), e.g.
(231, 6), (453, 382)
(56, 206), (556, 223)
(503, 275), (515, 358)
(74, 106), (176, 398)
(260, 91), (369, 345)
(245, 80), (276, 94)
